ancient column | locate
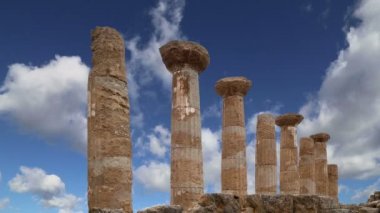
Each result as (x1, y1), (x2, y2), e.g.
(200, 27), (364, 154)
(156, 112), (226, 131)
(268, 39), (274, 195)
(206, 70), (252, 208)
(311, 133), (330, 196)
(160, 41), (209, 209)
(328, 164), (338, 201)
(275, 113), (303, 195)
(255, 113), (277, 195)
(215, 77), (252, 198)
(299, 137), (315, 195)
(88, 27), (132, 212)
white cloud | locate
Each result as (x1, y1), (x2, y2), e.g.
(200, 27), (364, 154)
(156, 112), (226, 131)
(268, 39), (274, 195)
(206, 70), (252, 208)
(201, 128), (221, 192)
(202, 103), (222, 120)
(0, 55), (89, 152)
(246, 141), (255, 194)
(135, 125), (171, 158)
(298, 0), (380, 180)
(0, 198), (10, 209)
(134, 161), (170, 192)
(8, 166), (82, 213)
(351, 178), (380, 202)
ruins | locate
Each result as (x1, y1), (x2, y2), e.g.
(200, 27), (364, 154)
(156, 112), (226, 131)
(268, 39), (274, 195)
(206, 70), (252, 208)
(87, 27), (355, 213)
(299, 137), (315, 195)
(255, 113), (277, 195)
(215, 76), (251, 199)
(159, 40), (210, 209)
(275, 113), (304, 195)
(87, 27), (132, 212)
(311, 133), (330, 196)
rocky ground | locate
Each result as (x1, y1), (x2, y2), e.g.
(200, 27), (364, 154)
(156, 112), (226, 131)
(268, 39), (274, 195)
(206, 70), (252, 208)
(137, 191), (380, 213)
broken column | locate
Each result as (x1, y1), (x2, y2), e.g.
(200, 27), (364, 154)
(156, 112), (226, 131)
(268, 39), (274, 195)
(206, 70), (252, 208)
(328, 164), (338, 201)
(215, 76), (252, 198)
(88, 27), (132, 212)
(311, 133), (330, 196)
(299, 137), (315, 195)
(160, 40), (210, 209)
(255, 113), (277, 195)
(275, 113), (303, 195)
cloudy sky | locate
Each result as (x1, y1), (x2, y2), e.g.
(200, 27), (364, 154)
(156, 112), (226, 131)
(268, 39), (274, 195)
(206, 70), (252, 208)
(1, 0), (380, 212)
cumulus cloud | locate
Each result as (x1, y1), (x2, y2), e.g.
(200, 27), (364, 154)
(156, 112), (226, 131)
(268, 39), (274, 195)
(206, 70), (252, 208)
(0, 55), (89, 152)
(134, 161), (170, 192)
(202, 128), (222, 192)
(0, 198), (10, 209)
(298, 0), (380, 179)
(8, 166), (82, 213)
(135, 125), (171, 158)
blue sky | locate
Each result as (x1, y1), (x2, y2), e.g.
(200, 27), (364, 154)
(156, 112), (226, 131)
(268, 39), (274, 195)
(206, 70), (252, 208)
(1, 0), (380, 212)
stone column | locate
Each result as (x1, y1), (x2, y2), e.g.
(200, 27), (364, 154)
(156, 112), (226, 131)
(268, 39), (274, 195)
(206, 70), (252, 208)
(299, 137), (315, 195)
(328, 164), (338, 201)
(160, 41), (209, 209)
(311, 133), (330, 196)
(275, 113), (303, 195)
(255, 113), (277, 195)
(88, 27), (132, 212)
(215, 77), (252, 198)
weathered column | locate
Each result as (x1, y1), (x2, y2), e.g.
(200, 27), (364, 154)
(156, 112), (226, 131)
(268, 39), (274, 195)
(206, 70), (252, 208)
(160, 41), (209, 209)
(88, 27), (132, 212)
(299, 137), (315, 195)
(311, 133), (330, 196)
(328, 164), (338, 201)
(215, 77), (251, 198)
(275, 113), (303, 195)
(255, 113), (277, 195)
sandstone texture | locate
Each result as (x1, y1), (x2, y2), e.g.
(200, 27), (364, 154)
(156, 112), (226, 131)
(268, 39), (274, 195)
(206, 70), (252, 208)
(328, 164), (338, 201)
(88, 26), (132, 212)
(255, 113), (277, 195)
(275, 113), (304, 195)
(299, 137), (315, 195)
(160, 40), (209, 209)
(215, 77), (251, 199)
(311, 133), (330, 196)
(137, 205), (183, 213)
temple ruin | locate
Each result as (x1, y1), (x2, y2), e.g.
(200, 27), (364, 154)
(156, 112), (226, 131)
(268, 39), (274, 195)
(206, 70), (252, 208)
(87, 26), (345, 212)
(215, 76), (251, 199)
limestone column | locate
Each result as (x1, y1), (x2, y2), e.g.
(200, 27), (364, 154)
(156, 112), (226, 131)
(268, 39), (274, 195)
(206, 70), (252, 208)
(255, 113), (277, 195)
(328, 164), (338, 201)
(160, 41), (209, 209)
(299, 137), (315, 195)
(311, 133), (330, 196)
(275, 113), (303, 195)
(88, 27), (132, 212)
(215, 77), (252, 198)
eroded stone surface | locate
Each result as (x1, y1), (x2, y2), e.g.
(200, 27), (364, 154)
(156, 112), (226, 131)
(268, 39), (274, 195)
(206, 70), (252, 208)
(88, 26), (132, 213)
(311, 132), (330, 196)
(137, 205), (183, 213)
(328, 164), (339, 201)
(276, 113), (303, 195)
(255, 113), (277, 195)
(216, 76), (251, 200)
(160, 40), (209, 210)
(189, 193), (241, 213)
(299, 137), (315, 195)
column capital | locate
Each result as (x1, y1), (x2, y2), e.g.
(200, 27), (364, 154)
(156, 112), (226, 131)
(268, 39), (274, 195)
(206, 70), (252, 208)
(160, 40), (210, 73)
(310, 133), (330, 143)
(275, 113), (303, 127)
(215, 76), (252, 97)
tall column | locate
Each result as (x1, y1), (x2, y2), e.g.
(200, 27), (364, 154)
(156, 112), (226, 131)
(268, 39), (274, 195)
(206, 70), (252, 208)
(328, 164), (338, 201)
(160, 41), (209, 209)
(88, 27), (132, 212)
(275, 113), (303, 195)
(311, 133), (330, 196)
(255, 113), (277, 195)
(299, 137), (315, 195)
(215, 77), (252, 198)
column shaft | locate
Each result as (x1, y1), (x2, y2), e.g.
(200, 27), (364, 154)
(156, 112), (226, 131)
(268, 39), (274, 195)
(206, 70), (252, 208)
(88, 27), (132, 213)
(299, 137), (315, 195)
(170, 66), (203, 208)
(315, 142), (328, 196)
(221, 95), (247, 198)
(255, 114), (276, 195)
(328, 164), (338, 201)
(280, 125), (300, 194)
